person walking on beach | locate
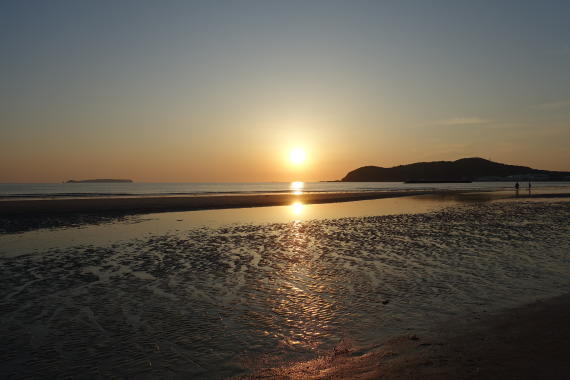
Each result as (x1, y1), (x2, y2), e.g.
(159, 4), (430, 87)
(515, 181), (520, 191)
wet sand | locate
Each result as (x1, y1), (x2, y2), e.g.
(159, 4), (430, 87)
(0, 190), (445, 233)
(0, 191), (434, 233)
(3, 188), (570, 217)
(0, 190), (507, 216)
(1, 200), (569, 378)
(241, 293), (570, 379)
(2, 189), (569, 234)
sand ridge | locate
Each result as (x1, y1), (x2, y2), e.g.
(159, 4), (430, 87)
(240, 294), (570, 379)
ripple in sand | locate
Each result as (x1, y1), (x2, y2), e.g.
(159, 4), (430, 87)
(0, 201), (569, 378)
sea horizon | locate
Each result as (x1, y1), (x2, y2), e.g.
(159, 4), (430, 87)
(2, 180), (570, 199)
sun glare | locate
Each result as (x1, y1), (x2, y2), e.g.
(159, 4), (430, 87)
(289, 148), (306, 165)
(290, 181), (304, 194)
(291, 201), (304, 215)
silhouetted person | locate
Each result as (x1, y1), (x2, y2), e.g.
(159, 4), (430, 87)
(515, 182), (520, 190)
(528, 180), (532, 194)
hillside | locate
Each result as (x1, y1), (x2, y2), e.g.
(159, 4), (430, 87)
(341, 158), (570, 182)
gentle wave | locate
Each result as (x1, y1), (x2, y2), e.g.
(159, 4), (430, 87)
(2, 181), (567, 198)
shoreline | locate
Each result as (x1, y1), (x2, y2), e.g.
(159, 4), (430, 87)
(2, 189), (568, 216)
(241, 293), (570, 379)
(0, 190), (456, 216)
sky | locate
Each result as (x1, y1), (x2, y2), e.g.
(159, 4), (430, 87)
(1, 0), (569, 182)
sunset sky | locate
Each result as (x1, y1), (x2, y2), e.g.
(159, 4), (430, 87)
(1, 1), (569, 182)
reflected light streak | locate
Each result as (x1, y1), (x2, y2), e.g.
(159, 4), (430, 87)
(266, 217), (336, 352)
(291, 201), (304, 216)
(290, 181), (304, 195)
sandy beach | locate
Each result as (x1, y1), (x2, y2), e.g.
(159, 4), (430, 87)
(0, 190), (449, 215)
(1, 196), (569, 378)
(3, 188), (567, 217)
(1, 189), (568, 234)
(0, 190), (444, 233)
(240, 293), (570, 379)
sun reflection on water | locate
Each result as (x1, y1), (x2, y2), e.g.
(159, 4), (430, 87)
(291, 201), (304, 216)
(266, 219), (336, 352)
(290, 181), (304, 195)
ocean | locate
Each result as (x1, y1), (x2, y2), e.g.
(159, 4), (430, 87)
(2, 181), (569, 198)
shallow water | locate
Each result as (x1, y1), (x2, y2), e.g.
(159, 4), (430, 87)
(3, 181), (569, 198)
(1, 199), (570, 378)
(0, 195), (463, 256)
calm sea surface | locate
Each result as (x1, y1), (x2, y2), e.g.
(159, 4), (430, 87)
(1, 181), (570, 198)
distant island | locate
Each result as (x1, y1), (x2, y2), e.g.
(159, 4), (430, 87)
(66, 179), (133, 183)
(341, 157), (570, 182)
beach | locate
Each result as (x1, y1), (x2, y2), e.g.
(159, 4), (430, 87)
(3, 187), (568, 218)
(1, 192), (570, 379)
(242, 294), (570, 379)
(1, 188), (567, 234)
(0, 190), (474, 216)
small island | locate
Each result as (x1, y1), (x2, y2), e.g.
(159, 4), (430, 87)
(66, 179), (133, 183)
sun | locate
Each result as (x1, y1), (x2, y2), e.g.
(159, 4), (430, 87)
(289, 148), (306, 165)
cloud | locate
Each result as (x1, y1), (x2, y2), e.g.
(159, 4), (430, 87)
(438, 117), (489, 126)
(535, 100), (570, 110)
